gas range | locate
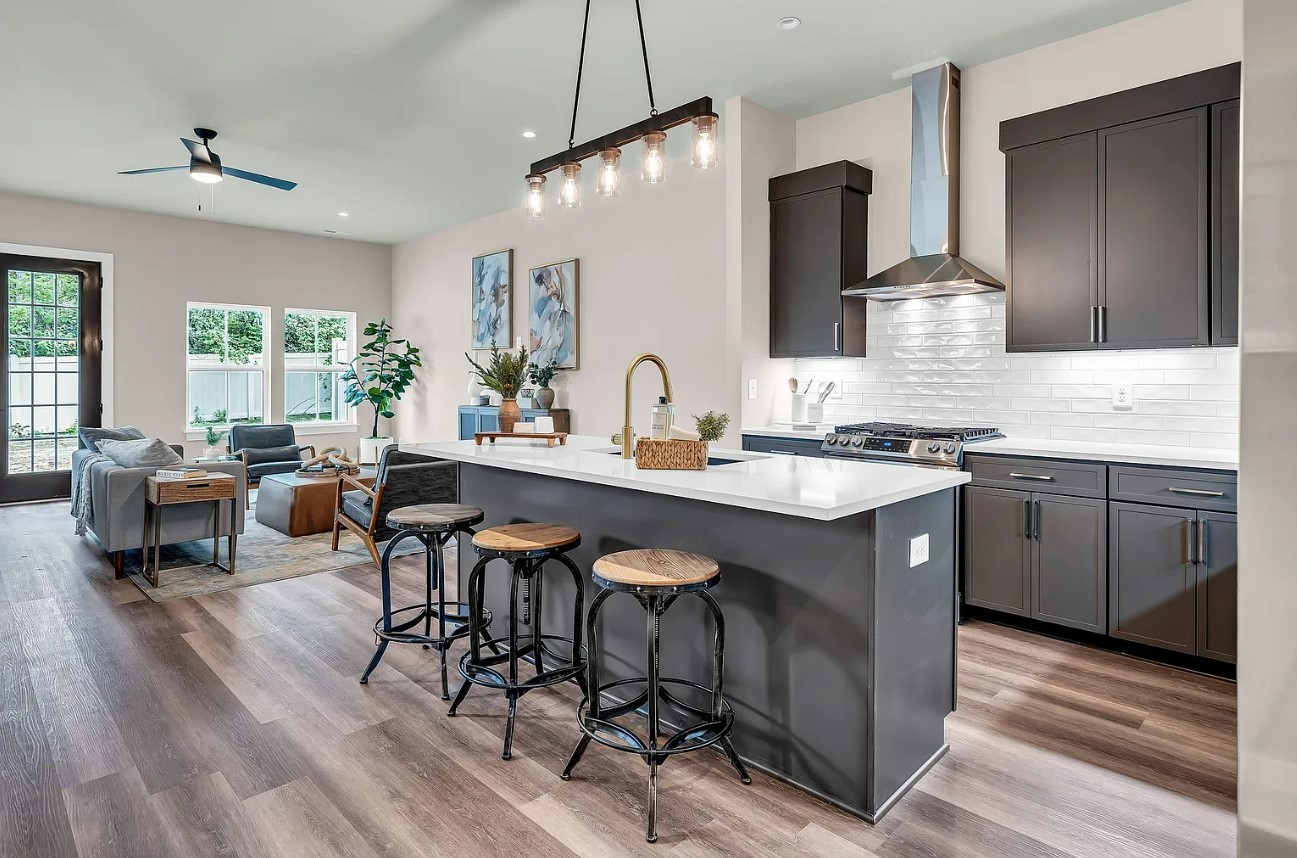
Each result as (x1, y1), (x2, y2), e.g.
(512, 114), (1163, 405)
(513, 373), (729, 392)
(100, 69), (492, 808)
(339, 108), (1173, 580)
(820, 422), (1004, 469)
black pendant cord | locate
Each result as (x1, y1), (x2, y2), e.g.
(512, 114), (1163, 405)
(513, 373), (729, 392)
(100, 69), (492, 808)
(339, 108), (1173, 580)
(568, 0), (593, 150)
(634, 0), (658, 116)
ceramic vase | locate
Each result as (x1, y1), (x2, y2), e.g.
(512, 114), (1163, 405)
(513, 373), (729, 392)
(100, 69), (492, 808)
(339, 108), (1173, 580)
(535, 386), (555, 409)
(499, 399), (522, 434)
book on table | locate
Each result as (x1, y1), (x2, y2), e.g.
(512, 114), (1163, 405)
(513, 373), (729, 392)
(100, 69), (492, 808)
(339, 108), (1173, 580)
(155, 468), (211, 481)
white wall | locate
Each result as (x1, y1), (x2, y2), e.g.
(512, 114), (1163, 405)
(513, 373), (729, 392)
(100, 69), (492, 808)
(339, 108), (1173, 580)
(0, 191), (391, 456)
(392, 158), (728, 444)
(789, 0), (1243, 447)
(1239, 2), (1297, 854)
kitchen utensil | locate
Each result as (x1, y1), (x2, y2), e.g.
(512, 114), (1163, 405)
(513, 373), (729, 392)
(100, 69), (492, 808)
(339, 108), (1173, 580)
(801, 378), (813, 394)
(818, 382), (835, 403)
(787, 377), (799, 394)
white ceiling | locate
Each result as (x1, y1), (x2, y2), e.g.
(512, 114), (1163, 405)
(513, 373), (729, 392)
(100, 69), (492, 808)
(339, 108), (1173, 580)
(0, 0), (1186, 244)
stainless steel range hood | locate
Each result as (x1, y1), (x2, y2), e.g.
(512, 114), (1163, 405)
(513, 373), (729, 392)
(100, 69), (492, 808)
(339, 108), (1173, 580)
(842, 63), (1005, 301)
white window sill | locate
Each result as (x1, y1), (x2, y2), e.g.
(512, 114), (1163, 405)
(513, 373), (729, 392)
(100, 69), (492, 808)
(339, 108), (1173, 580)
(184, 422), (359, 442)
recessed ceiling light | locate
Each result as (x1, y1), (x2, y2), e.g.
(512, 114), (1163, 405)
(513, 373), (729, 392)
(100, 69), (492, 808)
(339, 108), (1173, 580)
(522, 130), (537, 139)
(338, 211), (350, 217)
(776, 16), (800, 31)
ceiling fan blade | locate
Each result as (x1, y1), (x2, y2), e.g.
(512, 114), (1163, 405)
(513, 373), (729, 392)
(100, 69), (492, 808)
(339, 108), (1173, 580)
(221, 166), (297, 191)
(118, 166), (189, 175)
(182, 138), (214, 163)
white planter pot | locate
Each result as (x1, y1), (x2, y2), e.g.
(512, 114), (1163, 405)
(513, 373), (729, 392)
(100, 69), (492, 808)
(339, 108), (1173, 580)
(360, 437), (395, 465)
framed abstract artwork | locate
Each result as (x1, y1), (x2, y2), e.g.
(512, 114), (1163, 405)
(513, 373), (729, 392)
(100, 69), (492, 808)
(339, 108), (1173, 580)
(529, 258), (579, 370)
(471, 249), (512, 349)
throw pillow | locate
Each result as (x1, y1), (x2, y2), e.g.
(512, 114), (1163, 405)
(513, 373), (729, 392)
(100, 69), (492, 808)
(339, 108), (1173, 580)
(78, 425), (145, 452)
(96, 438), (184, 469)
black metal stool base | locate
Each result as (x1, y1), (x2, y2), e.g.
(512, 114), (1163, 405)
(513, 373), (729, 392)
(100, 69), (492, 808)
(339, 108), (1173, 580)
(449, 544), (588, 760)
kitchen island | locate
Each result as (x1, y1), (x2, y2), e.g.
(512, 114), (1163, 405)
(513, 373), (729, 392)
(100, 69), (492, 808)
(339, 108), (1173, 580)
(404, 435), (969, 822)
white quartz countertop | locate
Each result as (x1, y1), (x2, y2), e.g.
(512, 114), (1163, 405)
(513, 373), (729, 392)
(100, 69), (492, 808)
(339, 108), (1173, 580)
(405, 435), (969, 521)
(966, 438), (1238, 472)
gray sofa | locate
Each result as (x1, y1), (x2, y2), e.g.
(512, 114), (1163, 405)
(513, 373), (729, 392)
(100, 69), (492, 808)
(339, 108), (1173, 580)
(72, 445), (248, 578)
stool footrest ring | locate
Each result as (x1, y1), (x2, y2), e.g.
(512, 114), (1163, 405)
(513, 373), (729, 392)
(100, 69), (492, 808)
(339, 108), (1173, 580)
(575, 677), (735, 758)
(371, 602), (488, 647)
(457, 634), (587, 692)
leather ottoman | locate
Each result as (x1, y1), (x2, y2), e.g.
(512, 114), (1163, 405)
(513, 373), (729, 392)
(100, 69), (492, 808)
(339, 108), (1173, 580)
(255, 469), (377, 537)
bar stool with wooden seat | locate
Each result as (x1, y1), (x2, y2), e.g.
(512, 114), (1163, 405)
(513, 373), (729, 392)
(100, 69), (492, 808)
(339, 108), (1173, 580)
(560, 548), (751, 843)
(448, 522), (588, 760)
(359, 503), (491, 699)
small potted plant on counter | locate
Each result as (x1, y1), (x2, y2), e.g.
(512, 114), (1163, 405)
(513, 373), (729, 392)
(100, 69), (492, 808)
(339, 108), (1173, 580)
(466, 344), (530, 433)
(528, 359), (559, 410)
(342, 319), (422, 464)
(694, 411), (731, 446)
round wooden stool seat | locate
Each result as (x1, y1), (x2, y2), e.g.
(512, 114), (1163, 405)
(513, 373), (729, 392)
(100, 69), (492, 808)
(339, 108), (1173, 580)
(472, 523), (581, 555)
(385, 503), (485, 532)
(593, 549), (719, 592)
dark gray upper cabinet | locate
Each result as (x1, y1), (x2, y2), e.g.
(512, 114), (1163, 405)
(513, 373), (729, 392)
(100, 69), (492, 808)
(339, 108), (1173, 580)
(1109, 502), (1197, 654)
(1032, 494), (1107, 634)
(1212, 100), (1240, 345)
(769, 162), (871, 358)
(1196, 511), (1237, 663)
(1001, 64), (1239, 352)
(1098, 108), (1210, 348)
(1006, 134), (1097, 351)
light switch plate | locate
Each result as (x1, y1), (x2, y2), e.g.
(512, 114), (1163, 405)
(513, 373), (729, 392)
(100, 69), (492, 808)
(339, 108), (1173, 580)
(1112, 380), (1134, 411)
(747, 378), (758, 400)
(909, 534), (930, 568)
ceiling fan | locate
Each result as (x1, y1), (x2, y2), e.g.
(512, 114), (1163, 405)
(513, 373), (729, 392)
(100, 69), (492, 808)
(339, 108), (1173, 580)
(119, 128), (297, 191)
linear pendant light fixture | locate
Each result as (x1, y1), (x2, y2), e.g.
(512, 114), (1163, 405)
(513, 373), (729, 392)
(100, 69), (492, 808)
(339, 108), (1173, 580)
(523, 0), (717, 216)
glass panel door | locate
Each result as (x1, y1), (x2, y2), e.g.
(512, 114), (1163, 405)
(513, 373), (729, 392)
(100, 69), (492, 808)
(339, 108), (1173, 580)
(1, 254), (101, 503)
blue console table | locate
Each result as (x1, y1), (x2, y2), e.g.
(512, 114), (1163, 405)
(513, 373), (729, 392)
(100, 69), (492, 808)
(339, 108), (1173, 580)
(458, 406), (571, 439)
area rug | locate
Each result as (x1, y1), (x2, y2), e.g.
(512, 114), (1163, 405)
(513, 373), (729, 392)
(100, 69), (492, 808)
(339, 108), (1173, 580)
(124, 505), (425, 602)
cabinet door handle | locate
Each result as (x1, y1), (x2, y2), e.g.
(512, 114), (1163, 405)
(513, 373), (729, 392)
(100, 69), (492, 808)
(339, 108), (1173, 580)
(1090, 306), (1098, 344)
(767, 450), (797, 456)
(1184, 518), (1195, 565)
(1034, 500), (1043, 541)
(1197, 519), (1207, 567)
(1168, 486), (1226, 498)
(1009, 472), (1055, 481)
(1023, 499), (1033, 540)
(1098, 305), (1107, 343)
(833, 322), (840, 352)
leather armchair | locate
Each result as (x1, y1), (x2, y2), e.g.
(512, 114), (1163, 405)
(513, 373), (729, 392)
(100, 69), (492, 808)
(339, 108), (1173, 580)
(228, 424), (315, 486)
(331, 447), (457, 566)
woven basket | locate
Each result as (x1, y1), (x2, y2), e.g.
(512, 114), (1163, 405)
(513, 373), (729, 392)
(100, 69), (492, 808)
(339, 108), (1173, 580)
(635, 438), (708, 470)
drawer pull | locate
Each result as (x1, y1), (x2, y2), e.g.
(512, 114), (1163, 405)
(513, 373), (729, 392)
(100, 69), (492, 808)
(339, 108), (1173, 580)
(767, 450), (797, 456)
(1168, 486), (1225, 497)
(1008, 472), (1055, 481)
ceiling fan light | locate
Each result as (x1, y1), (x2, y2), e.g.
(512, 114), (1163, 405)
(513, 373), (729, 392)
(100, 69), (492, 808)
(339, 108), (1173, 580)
(691, 113), (719, 169)
(596, 148), (621, 197)
(190, 160), (223, 183)
(642, 131), (667, 184)
(524, 174), (547, 218)
(558, 162), (582, 208)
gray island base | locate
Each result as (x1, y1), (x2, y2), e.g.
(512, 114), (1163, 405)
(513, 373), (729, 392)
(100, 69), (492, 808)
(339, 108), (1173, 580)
(453, 461), (956, 822)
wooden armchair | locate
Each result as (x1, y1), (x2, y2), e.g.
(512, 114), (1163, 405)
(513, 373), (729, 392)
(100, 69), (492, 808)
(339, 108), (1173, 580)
(331, 447), (458, 566)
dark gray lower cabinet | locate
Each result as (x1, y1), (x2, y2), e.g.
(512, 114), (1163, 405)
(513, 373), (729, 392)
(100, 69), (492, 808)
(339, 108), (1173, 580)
(1032, 494), (1107, 633)
(964, 486), (1032, 617)
(964, 487), (1106, 631)
(740, 435), (827, 458)
(1197, 511), (1237, 663)
(1109, 502), (1197, 654)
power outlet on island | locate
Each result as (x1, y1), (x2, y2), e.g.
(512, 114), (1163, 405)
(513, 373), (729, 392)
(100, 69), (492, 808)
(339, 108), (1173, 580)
(1112, 380), (1135, 411)
(909, 534), (930, 568)
(747, 378), (758, 400)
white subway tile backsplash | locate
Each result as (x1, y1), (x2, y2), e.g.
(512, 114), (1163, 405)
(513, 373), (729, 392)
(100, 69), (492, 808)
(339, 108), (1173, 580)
(794, 294), (1238, 449)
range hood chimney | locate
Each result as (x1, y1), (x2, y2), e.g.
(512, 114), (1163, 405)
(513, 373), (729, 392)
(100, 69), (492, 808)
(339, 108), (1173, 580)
(842, 62), (1005, 300)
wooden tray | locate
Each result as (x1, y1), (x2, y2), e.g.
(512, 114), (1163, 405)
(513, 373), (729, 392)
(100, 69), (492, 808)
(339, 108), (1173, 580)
(474, 432), (569, 448)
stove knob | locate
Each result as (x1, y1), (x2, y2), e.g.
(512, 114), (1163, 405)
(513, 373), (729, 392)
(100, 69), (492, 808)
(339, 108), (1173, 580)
(850, 436), (864, 448)
(827, 435), (842, 445)
(944, 443), (956, 454)
(926, 442), (941, 454)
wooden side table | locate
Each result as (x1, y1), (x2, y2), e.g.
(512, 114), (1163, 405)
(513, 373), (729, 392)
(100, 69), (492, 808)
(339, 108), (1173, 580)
(143, 474), (239, 587)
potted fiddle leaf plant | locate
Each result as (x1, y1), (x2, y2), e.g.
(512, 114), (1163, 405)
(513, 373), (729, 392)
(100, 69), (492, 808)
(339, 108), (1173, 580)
(466, 344), (529, 433)
(342, 319), (422, 464)
(527, 359), (559, 410)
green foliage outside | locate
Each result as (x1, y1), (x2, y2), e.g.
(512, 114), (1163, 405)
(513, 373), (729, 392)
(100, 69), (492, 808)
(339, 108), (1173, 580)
(7, 270), (80, 358)
(284, 312), (349, 421)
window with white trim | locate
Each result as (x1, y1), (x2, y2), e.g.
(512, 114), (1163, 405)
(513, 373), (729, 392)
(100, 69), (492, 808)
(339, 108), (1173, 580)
(186, 303), (270, 431)
(283, 309), (355, 425)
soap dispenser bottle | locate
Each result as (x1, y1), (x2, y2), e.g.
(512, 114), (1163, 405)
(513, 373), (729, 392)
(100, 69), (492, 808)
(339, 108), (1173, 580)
(650, 396), (674, 439)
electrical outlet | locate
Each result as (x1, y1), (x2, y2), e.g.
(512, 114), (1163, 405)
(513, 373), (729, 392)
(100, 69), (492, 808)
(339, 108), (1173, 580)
(909, 534), (930, 568)
(1112, 381), (1135, 411)
(747, 378), (758, 400)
